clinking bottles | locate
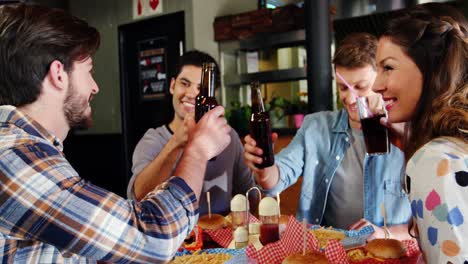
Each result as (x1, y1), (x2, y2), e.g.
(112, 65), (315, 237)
(195, 62), (218, 123)
(250, 81), (274, 168)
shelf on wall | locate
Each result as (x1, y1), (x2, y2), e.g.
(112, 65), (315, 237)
(224, 67), (306, 87)
(219, 29), (306, 53)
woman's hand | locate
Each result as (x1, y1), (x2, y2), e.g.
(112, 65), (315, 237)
(349, 218), (387, 241)
(350, 218), (415, 241)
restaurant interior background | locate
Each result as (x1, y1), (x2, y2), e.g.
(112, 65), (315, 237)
(4, 0), (467, 214)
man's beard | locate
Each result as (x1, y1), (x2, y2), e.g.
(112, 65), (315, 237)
(63, 83), (93, 129)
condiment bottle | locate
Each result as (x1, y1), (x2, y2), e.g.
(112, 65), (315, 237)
(259, 197), (280, 245)
(230, 194), (248, 230)
(234, 226), (249, 249)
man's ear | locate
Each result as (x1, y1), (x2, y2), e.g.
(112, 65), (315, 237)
(48, 60), (68, 90)
(169, 78), (176, 95)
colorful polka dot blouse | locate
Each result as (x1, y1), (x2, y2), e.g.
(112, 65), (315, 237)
(406, 137), (467, 264)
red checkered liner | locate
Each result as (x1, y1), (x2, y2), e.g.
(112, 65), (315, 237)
(245, 243), (258, 260)
(402, 240), (420, 256)
(204, 228), (232, 248)
(246, 216), (337, 264)
(325, 240), (349, 264)
(256, 240), (286, 264)
(281, 215), (320, 254)
(205, 213), (260, 248)
(245, 216), (422, 264)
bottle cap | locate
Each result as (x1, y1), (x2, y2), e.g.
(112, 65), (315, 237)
(234, 226), (249, 242)
(259, 197), (279, 216)
(231, 194), (247, 212)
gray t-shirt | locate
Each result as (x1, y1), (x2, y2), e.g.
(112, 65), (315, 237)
(322, 128), (365, 229)
(127, 125), (255, 216)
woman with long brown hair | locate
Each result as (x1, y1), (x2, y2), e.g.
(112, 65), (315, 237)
(373, 3), (467, 263)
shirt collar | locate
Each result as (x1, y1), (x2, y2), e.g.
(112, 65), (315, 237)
(332, 109), (351, 134)
(0, 105), (64, 151)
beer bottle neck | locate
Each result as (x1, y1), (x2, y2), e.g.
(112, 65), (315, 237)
(200, 64), (216, 98)
(251, 86), (266, 113)
(207, 70), (215, 97)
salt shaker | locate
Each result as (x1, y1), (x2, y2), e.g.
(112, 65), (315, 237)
(230, 194), (248, 230)
(234, 226), (249, 249)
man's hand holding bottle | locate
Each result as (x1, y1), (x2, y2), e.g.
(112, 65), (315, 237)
(243, 132), (279, 190)
(186, 106), (231, 161)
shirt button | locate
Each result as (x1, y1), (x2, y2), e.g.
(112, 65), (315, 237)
(345, 137), (349, 142)
(315, 218), (319, 223)
(325, 178), (329, 183)
(316, 160), (319, 165)
(336, 155), (340, 160)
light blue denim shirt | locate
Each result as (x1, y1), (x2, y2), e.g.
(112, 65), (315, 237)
(264, 109), (411, 226)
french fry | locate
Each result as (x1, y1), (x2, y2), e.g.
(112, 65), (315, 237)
(171, 252), (232, 264)
(347, 248), (370, 262)
(309, 227), (346, 248)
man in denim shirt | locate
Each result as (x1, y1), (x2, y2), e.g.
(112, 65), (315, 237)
(244, 33), (411, 240)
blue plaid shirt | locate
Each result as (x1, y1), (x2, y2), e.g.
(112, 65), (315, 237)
(0, 105), (198, 263)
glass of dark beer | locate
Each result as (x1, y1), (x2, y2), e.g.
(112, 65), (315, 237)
(357, 94), (389, 155)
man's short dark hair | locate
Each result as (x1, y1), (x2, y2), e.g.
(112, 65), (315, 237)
(333, 32), (377, 70)
(174, 50), (221, 88)
(0, 3), (100, 106)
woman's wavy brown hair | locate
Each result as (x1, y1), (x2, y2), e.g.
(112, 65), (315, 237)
(383, 3), (468, 160)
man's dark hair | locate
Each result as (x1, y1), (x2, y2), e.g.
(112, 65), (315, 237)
(174, 50), (221, 88)
(0, 3), (100, 106)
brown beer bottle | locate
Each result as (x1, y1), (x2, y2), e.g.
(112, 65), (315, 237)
(250, 81), (274, 168)
(195, 62), (218, 123)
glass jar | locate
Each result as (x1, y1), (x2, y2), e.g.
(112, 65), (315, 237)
(259, 197), (280, 245)
(234, 226), (249, 249)
(230, 194), (248, 230)
(232, 211), (247, 229)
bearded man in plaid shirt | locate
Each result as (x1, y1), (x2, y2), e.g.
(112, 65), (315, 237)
(0, 3), (232, 263)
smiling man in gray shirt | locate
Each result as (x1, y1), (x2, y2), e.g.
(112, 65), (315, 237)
(128, 50), (255, 215)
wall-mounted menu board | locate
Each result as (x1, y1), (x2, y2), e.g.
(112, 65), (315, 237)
(137, 37), (168, 100)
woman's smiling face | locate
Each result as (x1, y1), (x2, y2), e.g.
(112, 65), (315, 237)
(372, 37), (424, 123)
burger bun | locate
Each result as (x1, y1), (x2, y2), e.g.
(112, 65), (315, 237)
(365, 238), (406, 259)
(197, 214), (226, 230)
(282, 252), (329, 264)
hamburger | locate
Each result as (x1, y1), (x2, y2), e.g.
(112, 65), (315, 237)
(197, 214), (226, 230)
(365, 238), (406, 259)
(282, 252), (329, 264)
